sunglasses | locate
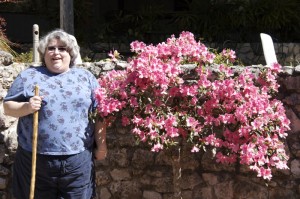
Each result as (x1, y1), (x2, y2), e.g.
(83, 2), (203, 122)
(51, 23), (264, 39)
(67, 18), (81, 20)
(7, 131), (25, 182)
(47, 46), (68, 52)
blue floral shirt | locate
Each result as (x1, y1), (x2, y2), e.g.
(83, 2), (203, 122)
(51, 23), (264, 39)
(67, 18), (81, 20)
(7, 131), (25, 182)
(4, 66), (100, 155)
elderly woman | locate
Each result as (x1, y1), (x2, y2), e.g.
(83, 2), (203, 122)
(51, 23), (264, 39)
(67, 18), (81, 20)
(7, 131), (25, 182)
(3, 29), (107, 199)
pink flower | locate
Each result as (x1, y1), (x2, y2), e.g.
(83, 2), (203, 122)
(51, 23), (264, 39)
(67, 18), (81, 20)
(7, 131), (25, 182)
(165, 115), (178, 127)
(186, 117), (199, 129)
(108, 50), (121, 62)
(191, 146), (200, 152)
(132, 116), (143, 126)
(132, 128), (146, 142)
(180, 85), (198, 96)
(270, 62), (282, 73)
(257, 167), (272, 180)
(151, 142), (164, 152)
(121, 116), (130, 126)
(145, 104), (154, 114)
(166, 126), (179, 138)
(222, 49), (236, 62)
(130, 97), (138, 107)
(130, 41), (147, 53)
(148, 129), (159, 140)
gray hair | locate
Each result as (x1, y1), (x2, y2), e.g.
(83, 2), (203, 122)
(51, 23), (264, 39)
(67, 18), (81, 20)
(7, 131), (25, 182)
(38, 29), (80, 67)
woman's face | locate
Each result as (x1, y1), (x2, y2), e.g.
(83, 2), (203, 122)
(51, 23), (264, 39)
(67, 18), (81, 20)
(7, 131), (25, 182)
(44, 38), (71, 73)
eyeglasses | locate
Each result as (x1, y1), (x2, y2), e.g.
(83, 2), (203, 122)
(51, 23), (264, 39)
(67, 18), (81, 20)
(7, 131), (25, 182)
(47, 46), (67, 52)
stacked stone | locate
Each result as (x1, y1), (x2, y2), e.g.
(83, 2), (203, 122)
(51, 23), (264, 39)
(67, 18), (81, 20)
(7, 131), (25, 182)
(1, 56), (300, 198)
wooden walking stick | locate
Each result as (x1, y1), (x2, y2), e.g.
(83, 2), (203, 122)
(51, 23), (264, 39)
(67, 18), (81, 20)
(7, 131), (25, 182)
(29, 85), (39, 199)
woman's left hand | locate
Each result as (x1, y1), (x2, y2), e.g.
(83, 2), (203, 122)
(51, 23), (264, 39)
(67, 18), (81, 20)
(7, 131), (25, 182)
(94, 147), (107, 160)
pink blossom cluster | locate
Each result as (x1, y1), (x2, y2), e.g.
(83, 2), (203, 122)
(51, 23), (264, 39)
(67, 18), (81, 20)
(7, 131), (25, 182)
(95, 31), (290, 180)
(222, 49), (236, 63)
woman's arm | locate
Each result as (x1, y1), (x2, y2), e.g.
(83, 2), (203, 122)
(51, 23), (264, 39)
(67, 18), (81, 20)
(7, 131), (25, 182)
(3, 96), (43, 118)
(94, 120), (107, 160)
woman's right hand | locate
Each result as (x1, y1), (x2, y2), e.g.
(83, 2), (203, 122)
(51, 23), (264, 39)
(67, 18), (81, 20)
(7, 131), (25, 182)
(27, 96), (44, 113)
(3, 96), (44, 118)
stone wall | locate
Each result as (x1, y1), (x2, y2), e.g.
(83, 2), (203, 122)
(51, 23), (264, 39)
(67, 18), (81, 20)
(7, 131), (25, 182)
(1, 60), (300, 199)
(227, 42), (300, 67)
(88, 42), (300, 67)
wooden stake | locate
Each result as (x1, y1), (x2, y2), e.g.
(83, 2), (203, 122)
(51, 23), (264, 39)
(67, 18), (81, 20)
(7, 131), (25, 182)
(29, 85), (39, 199)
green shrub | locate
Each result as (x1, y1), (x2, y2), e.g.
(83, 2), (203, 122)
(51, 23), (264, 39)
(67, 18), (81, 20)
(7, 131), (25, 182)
(14, 50), (33, 63)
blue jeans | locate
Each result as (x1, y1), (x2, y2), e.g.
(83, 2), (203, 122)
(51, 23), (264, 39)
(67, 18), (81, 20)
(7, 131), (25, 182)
(12, 147), (95, 199)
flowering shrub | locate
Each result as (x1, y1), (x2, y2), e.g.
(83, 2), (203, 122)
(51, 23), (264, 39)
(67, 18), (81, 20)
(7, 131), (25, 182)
(95, 31), (290, 180)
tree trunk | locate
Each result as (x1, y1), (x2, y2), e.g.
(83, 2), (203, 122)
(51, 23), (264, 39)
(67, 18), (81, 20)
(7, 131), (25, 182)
(172, 147), (182, 199)
(60, 0), (74, 35)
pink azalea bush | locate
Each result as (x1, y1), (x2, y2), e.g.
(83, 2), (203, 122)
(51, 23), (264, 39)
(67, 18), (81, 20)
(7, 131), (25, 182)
(95, 31), (290, 180)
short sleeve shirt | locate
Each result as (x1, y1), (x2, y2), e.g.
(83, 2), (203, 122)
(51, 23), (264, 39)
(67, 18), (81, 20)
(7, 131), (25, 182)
(4, 66), (100, 155)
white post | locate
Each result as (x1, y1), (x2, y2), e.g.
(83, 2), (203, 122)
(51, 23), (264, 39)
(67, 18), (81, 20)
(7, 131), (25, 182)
(260, 33), (278, 66)
(32, 24), (40, 65)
